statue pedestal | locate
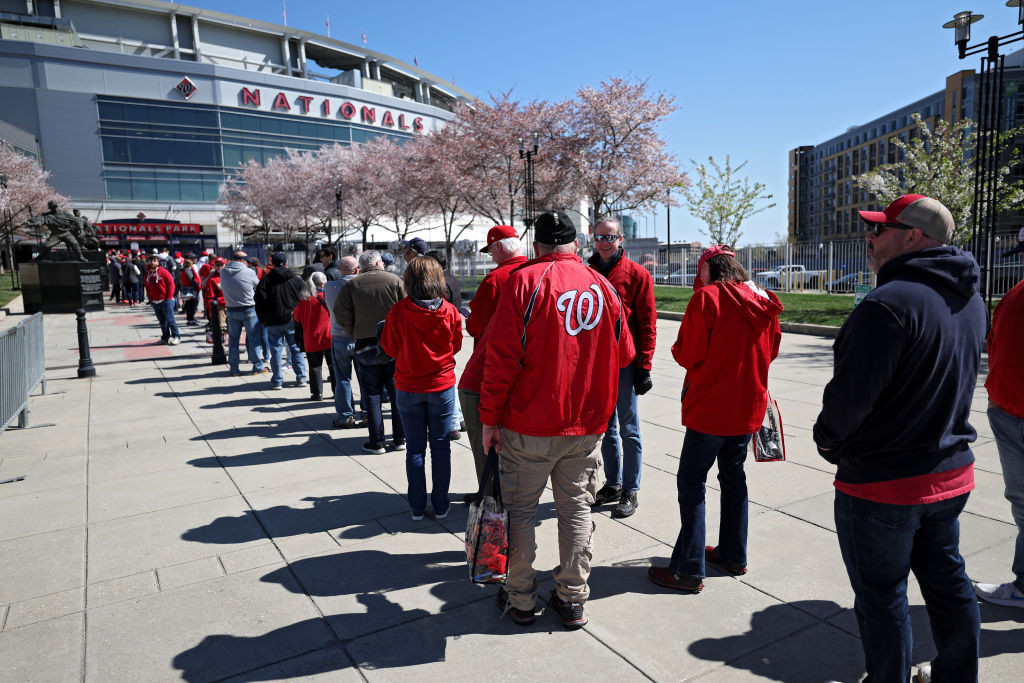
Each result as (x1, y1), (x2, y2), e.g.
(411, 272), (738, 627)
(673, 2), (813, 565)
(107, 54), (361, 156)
(20, 258), (106, 314)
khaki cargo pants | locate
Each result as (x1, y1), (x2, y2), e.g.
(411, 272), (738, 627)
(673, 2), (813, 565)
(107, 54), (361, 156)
(499, 428), (602, 611)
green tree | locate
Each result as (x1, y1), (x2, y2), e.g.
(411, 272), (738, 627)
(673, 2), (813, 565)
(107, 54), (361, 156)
(854, 113), (1024, 245)
(680, 155), (775, 246)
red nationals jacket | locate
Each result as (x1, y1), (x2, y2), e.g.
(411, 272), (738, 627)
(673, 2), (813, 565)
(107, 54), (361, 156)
(465, 255), (529, 339)
(588, 250), (657, 371)
(143, 266), (175, 302)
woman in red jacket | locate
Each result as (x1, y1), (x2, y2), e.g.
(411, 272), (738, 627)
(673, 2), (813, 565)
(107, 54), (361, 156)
(380, 257), (463, 520)
(650, 246), (783, 594)
(292, 271), (334, 401)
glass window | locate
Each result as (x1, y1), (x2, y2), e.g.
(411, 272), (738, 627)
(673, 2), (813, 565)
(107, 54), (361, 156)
(222, 145), (242, 169)
(240, 115), (262, 132)
(179, 181), (205, 202)
(221, 112), (240, 130)
(101, 137), (129, 162)
(173, 108), (197, 127)
(194, 110), (218, 128)
(155, 178), (179, 201)
(131, 177), (156, 200)
(242, 146), (263, 164)
(202, 181), (221, 202)
(299, 121), (318, 139)
(106, 178), (133, 199)
(316, 123), (335, 140)
(98, 101), (123, 121)
(148, 107), (175, 125)
(124, 105), (149, 123)
(260, 116), (281, 134)
(280, 119), (300, 137)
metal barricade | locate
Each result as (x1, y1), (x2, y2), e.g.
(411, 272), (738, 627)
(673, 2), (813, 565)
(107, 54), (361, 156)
(0, 312), (48, 435)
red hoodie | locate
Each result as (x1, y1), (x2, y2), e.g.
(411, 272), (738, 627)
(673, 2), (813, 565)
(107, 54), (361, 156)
(380, 297), (463, 393)
(588, 252), (657, 371)
(986, 277), (1024, 418)
(479, 252), (635, 437)
(466, 255), (528, 339)
(144, 266), (175, 302)
(292, 293), (332, 353)
(672, 280), (783, 435)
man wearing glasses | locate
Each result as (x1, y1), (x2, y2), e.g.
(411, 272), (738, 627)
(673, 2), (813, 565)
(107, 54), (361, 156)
(814, 194), (985, 683)
(587, 217), (656, 518)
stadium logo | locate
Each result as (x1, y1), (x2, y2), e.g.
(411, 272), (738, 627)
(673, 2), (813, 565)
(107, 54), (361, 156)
(175, 77), (198, 100)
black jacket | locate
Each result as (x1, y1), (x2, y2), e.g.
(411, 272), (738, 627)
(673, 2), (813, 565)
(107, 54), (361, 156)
(254, 265), (303, 326)
(813, 247), (986, 485)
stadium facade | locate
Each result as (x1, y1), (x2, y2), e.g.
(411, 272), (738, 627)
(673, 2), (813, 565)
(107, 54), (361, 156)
(0, 0), (474, 253)
(788, 48), (1024, 244)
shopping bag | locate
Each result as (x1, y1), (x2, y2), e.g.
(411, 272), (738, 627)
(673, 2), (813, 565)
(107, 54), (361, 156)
(465, 448), (509, 584)
(753, 391), (786, 462)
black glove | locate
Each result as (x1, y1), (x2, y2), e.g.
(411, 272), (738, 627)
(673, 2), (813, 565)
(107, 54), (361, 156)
(633, 368), (653, 396)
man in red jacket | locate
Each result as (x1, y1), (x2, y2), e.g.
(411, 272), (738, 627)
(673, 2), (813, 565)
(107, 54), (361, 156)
(974, 267), (1024, 608)
(459, 225), (527, 501)
(481, 211), (634, 630)
(588, 217), (656, 518)
(144, 254), (180, 345)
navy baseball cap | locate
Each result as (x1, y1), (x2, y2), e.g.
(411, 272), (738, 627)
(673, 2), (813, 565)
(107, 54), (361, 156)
(403, 237), (428, 255)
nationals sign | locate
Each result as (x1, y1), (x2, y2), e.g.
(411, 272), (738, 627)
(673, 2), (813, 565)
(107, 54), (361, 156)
(94, 223), (202, 235)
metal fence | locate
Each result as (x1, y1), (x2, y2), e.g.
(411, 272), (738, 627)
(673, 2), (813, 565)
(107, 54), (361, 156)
(448, 237), (1024, 297)
(0, 312), (47, 435)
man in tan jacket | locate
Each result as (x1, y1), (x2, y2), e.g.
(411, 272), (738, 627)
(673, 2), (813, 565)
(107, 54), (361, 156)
(334, 250), (406, 453)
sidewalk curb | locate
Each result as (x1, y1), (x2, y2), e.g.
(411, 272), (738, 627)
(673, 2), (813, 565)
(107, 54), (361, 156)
(656, 310), (840, 338)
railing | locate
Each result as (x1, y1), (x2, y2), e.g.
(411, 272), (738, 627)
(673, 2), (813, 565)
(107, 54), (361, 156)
(0, 312), (47, 435)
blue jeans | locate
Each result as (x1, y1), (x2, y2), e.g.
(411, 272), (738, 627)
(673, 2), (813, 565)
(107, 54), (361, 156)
(355, 357), (404, 444)
(226, 307), (264, 374)
(331, 336), (358, 419)
(834, 490), (979, 682)
(254, 320), (270, 362)
(669, 428), (750, 578)
(266, 321), (307, 386)
(152, 300), (179, 340)
(396, 387), (455, 514)
(601, 364), (643, 492)
(988, 403), (1024, 592)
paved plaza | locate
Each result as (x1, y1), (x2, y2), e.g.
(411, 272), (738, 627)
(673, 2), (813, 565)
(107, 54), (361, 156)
(0, 300), (1022, 682)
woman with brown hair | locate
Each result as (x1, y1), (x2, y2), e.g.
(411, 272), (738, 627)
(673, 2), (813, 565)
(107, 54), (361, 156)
(380, 256), (463, 520)
(649, 245), (783, 593)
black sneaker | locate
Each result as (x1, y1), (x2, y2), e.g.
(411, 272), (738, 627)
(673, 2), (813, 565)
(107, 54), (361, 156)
(363, 442), (386, 454)
(548, 591), (587, 629)
(496, 587), (535, 625)
(390, 438), (406, 451)
(612, 490), (638, 518)
(332, 416), (357, 429)
(592, 484), (621, 507)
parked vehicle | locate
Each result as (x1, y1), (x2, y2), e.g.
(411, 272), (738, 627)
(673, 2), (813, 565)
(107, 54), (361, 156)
(826, 272), (871, 293)
(755, 264), (828, 290)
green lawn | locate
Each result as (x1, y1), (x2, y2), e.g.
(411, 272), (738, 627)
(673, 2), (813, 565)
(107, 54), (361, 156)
(0, 271), (20, 308)
(653, 285), (854, 327)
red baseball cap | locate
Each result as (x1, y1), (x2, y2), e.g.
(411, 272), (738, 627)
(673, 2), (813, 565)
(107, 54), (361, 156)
(858, 194), (954, 243)
(693, 244), (737, 290)
(480, 225), (518, 253)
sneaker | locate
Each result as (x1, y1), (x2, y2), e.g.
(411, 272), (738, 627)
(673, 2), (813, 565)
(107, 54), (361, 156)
(705, 545), (747, 576)
(459, 420), (467, 432)
(548, 591), (587, 629)
(363, 442), (386, 454)
(411, 510), (424, 521)
(155, 338), (168, 345)
(496, 587), (535, 625)
(612, 490), (638, 518)
(295, 379), (308, 387)
(648, 566), (703, 593)
(914, 664), (932, 683)
(448, 429), (462, 440)
(435, 507), (450, 520)
(332, 416), (358, 429)
(250, 367), (269, 375)
(269, 384), (283, 391)
(974, 581), (1024, 607)
(390, 438), (406, 452)
(168, 337), (181, 346)
(310, 394), (322, 401)
(592, 484), (622, 506)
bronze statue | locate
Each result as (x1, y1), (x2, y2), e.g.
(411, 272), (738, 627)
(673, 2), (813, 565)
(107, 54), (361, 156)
(27, 201), (97, 261)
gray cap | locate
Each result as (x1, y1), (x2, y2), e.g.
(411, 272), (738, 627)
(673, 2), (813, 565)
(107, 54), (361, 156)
(859, 194), (954, 244)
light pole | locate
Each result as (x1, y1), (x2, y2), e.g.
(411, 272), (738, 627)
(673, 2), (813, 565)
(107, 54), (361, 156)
(518, 132), (539, 245)
(944, 2), (1024, 309)
(334, 183), (343, 244)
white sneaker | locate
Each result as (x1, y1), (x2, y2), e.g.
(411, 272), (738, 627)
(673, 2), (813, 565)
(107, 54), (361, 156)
(913, 663), (932, 683)
(168, 337), (181, 346)
(974, 581), (1024, 607)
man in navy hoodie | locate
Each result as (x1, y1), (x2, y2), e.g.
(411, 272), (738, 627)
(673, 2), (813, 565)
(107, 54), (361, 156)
(814, 195), (985, 683)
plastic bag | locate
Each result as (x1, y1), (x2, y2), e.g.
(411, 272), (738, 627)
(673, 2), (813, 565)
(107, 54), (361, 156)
(466, 448), (509, 583)
(753, 392), (786, 462)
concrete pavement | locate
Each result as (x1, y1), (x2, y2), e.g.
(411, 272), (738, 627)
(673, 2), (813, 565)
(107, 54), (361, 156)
(0, 298), (1021, 682)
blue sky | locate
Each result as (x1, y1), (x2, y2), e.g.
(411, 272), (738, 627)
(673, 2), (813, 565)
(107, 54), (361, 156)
(187, 0), (1022, 245)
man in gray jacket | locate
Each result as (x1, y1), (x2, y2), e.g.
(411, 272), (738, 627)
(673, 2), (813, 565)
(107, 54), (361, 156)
(221, 250), (266, 376)
(334, 250), (405, 453)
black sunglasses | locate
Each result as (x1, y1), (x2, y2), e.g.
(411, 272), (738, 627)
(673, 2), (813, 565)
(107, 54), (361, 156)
(872, 222), (915, 237)
(594, 234), (621, 243)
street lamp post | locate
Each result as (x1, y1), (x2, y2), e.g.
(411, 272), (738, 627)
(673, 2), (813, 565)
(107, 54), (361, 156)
(944, 2), (1024, 309)
(334, 183), (343, 246)
(518, 132), (539, 245)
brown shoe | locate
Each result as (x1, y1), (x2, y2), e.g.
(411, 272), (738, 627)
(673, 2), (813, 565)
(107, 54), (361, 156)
(705, 545), (747, 575)
(648, 566), (703, 593)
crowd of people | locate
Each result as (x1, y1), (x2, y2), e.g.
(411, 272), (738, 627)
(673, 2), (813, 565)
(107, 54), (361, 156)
(108, 196), (1024, 682)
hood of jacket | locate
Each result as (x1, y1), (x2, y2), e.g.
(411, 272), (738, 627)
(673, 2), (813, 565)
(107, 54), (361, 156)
(711, 279), (784, 332)
(219, 260), (258, 306)
(877, 246), (979, 301)
(266, 265), (298, 285)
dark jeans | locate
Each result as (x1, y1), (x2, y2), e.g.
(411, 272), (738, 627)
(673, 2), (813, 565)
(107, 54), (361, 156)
(183, 296), (198, 322)
(151, 300), (179, 340)
(354, 358), (404, 444)
(305, 350), (334, 398)
(396, 387), (455, 514)
(669, 428), (750, 578)
(834, 490), (979, 682)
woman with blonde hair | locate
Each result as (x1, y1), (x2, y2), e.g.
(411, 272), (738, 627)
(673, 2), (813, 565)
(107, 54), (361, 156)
(380, 257), (463, 519)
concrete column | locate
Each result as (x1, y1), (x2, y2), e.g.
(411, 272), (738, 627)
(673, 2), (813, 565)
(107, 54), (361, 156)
(169, 11), (180, 60)
(280, 36), (291, 76)
(298, 38), (307, 78)
(52, 0), (60, 18)
(372, 60), (381, 80)
(362, 57), (370, 79)
(190, 15), (202, 62)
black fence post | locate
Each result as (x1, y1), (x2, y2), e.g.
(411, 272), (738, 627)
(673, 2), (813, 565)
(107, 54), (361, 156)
(75, 308), (96, 378)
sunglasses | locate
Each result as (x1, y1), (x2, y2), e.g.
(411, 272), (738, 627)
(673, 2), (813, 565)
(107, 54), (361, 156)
(872, 223), (915, 237)
(594, 234), (621, 243)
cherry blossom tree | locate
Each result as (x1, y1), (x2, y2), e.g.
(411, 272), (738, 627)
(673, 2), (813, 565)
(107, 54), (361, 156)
(319, 141), (387, 249)
(0, 140), (64, 276)
(367, 136), (431, 244)
(564, 77), (686, 228)
(415, 125), (475, 262)
(219, 155), (301, 248)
